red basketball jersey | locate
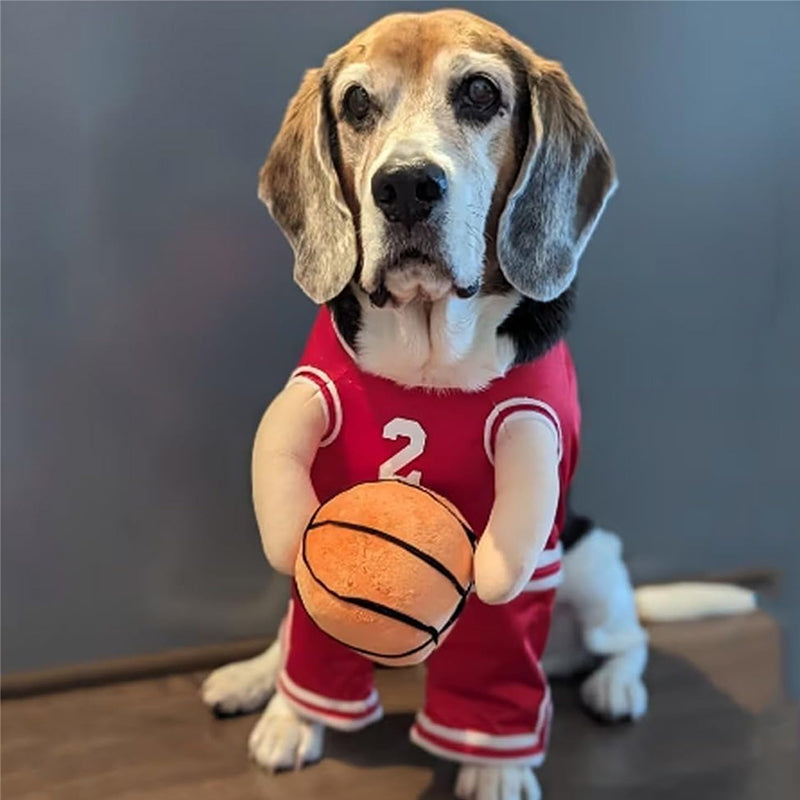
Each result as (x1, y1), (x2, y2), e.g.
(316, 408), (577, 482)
(289, 308), (581, 586)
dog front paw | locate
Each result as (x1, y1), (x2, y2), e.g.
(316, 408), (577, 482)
(580, 644), (648, 722)
(248, 692), (324, 772)
(455, 765), (541, 800)
(201, 641), (281, 717)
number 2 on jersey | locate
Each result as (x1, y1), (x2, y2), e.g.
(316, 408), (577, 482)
(378, 417), (427, 485)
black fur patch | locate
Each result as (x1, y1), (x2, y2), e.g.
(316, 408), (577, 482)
(560, 506), (596, 552)
(321, 74), (345, 189)
(328, 285), (362, 349)
(498, 283), (576, 366)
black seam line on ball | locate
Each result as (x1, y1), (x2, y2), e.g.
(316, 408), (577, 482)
(333, 634), (436, 660)
(308, 519), (468, 596)
(341, 580), (472, 659)
(439, 586), (471, 636)
(378, 478), (477, 550)
(294, 586), (471, 661)
(308, 573), (440, 644)
(307, 479), (477, 551)
(301, 533), (440, 642)
(293, 581), (437, 661)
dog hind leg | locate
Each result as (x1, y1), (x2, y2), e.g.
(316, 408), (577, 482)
(558, 526), (649, 721)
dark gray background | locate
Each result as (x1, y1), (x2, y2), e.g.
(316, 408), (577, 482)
(2, 1), (799, 688)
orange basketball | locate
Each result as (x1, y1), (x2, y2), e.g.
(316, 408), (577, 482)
(295, 479), (475, 666)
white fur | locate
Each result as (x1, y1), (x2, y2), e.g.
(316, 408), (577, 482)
(556, 529), (649, 656)
(356, 289), (520, 390)
(248, 692), (325, 771)
(455, 764), (541, 800)
(580, 643), (648, 721)
(545, 528), (649, 721)
(635, 582), (756, 622)
(351, 52), (516, 304)
(201, 639), (281, 715)
(202, 647), (324, 770)
(358, 121), (489, 301)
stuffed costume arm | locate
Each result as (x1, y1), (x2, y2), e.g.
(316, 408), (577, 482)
(474, 414), (561, 605)
(251, 380), (327, 574)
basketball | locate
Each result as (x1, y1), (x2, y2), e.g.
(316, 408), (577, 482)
(295, 479), (476, 666)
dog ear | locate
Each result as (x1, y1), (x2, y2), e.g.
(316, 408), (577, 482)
(258, 67), (358, 304)
(498, 56), (617, 302)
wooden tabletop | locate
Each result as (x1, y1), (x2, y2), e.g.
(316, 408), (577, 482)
(2, 611), (798, 799)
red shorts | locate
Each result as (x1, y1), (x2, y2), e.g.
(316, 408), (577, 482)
(277, 581), (557, 766)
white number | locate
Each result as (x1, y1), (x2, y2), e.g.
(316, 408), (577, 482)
(378, 417), (427, 485)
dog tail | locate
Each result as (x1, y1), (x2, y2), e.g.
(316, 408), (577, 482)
(634, 582), (757, 623)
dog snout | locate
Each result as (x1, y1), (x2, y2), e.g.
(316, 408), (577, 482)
(371, 161), (447, 227)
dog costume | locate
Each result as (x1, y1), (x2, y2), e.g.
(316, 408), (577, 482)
(275, 308), (580, 766)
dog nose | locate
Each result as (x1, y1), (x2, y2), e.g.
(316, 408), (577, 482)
(371, 161), (447, 226)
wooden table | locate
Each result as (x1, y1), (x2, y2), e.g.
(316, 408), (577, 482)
(2, 611), (797, 799)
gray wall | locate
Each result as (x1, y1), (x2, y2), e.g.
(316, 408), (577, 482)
(3, 2), (799, 676)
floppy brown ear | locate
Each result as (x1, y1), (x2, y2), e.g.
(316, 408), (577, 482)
(498, 57), (617, 302)
(258, 68), (357, 304)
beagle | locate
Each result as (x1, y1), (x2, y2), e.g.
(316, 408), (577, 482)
(203, 11), (648, 800)
(260, 9), (614, 391)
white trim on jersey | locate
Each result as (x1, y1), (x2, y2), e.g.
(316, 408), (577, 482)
(414, 705), (549, 749)
(483, 397), (563, 465)
(287, 366), (343, 447)
(277, 600), (383, 731)
(522, 571), (564, 591)
(466, 571), (562, 595)
(535, 541), (563, 569)
(410, 691), (551, 765)
(278, 669), (380, 715)
(409, 726), (546, 767)
(279, 678), (384, 731)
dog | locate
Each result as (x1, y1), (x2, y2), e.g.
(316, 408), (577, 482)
(202, 10), (647, 800)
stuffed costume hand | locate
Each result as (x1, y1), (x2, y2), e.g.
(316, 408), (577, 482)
(251, 380), (326, 574)
(474, 414), (561, 604)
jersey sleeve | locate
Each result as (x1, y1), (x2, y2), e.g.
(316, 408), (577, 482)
(286, 366), (342, 447)
(483, 341), (579, 470)
(285, 309), (350, 448)
(483, 397), (563, 465)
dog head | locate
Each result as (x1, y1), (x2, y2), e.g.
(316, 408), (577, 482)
(259, 9), (616, 310)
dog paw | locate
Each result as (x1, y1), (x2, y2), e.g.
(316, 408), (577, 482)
(454, 765), (541, 800)
(248, 692), (324, 772)
(201, 641), (280, 717)
(580, 646), (648, 722)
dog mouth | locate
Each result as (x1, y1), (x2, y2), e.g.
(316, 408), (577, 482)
(390, 247), (435, 267)
(366, 248), (480, 307)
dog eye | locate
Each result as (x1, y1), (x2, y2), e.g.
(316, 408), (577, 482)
(343, 85), (372, 122)
(453, 74), (501, 123)
(465, 75), (499, 109)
